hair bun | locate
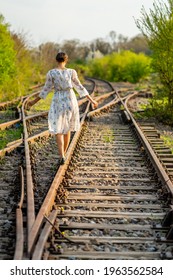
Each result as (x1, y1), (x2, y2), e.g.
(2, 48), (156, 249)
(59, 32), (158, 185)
(56, 52), (68, 62)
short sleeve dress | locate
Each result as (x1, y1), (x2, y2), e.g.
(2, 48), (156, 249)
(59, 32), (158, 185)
(39, 68), (89, 134)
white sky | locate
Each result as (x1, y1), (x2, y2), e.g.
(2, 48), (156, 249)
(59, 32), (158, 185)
(0, 0), (168, 47)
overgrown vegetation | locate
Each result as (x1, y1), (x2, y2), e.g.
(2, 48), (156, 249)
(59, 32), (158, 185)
(161, 135), (173, 153)
(85, 51), (151, 83)
(136, 0), (173, 124)
(0, 12), (152, 102)
(1, 1), (173, 127)
(29, 92), (54, 112)
(0, 15), (39, 101)
(0, 124), (23, 149)
(0, 15), (17, 100)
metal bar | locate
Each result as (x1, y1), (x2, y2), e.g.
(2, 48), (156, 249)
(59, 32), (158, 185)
(14, 166), (24, 260)
(124, 92), (173, 197)
(32, 210), (58, 260)
(22, 97), (36, 245)
(28, 101), (91, 254)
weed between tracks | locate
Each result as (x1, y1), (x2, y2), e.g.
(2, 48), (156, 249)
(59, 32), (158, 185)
(161, 135), (173, 153)
(0, 124), (23, 149)
(102, 129), (114, 143)
(0, 109), (16, 124)
(29, 91), (54, 112)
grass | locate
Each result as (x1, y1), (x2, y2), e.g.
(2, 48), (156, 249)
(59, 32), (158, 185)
(30, 91), (54, 112)
(102, 129), (114, 143)
(160, 135), (173, 153)
(0, 123), (23, 150)
(0, 109), (16, 124)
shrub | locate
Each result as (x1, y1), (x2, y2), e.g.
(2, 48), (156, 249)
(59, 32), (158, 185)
(86, 50), (151, 83)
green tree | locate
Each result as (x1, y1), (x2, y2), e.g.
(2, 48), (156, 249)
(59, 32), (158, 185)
(87, 51), (151, 83)
(0, 14), (17, 99)
(136, 0), (173, 107)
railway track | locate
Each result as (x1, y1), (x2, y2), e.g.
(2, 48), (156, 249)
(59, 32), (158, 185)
(29, 84), (173, 260)
(26, 79), (114, 218)
(1, 78), (173, 260)
(35, 105), (172, 260)
(0, 147), (23, 260)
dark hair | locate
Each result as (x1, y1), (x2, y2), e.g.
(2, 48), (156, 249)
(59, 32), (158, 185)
(56, 52), (68, 62)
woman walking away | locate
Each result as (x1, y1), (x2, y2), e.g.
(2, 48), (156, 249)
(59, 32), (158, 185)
(26, 52), (98, 165)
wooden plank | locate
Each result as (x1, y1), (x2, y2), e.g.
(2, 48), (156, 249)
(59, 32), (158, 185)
(57, 201), (165, 210)
(66, 184), (157, 190)
(70, 177), (153, 182)
(55, 236), (155, 244)
(49, 251), (160, 260)
(67, 194), (157, 201)
(74, 166), (149, 171)
(157, 155), (173, 158)
(76, 152), (144, 157)
(76, 162), (146, 167)
(59, 222), (153, 231)
(73, 171), (152, 175)
(77, 151), (143, 160)
(81, 144), (138, 148)
(57, 210), (164, 219)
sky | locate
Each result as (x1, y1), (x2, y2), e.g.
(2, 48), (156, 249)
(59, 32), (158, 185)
(0, 0), (168, 47)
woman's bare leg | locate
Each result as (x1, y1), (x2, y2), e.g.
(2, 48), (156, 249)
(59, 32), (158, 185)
(55, 134), (64, 158)
(64, 131), (71, 154)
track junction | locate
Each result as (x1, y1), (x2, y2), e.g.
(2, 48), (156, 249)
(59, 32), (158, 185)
(0, 78), (173, 260)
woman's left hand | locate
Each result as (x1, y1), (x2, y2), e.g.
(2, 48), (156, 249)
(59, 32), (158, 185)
(92, 100), (98, 109)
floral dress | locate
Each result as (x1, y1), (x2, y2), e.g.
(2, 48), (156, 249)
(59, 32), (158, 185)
(39, 68), (89, 134)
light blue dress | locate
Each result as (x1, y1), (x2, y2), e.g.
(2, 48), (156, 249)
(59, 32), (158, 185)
(39, 68), (89, 134)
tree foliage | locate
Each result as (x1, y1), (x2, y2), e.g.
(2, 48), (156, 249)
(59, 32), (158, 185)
(86, 51), (151, 83)
(0, 15), (17, 98)
(136, 0), (173, 107)
(0, 12), (152, 102)
(0, 15), (38, 101)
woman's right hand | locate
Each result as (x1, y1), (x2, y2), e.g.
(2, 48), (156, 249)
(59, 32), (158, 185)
(26, 100), (34, 110)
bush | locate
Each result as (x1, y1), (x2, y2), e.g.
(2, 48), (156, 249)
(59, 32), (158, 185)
(86, 50), (151, 83)
(0, 15), (18, 100)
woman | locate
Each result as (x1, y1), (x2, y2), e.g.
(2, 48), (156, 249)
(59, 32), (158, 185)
(26, 52), (98, 165)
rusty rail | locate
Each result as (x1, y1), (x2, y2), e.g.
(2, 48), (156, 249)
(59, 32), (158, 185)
(21, 97), (36, 242)
(14, 166), (24, 260)
(28, 101), (91, 254)
(124, 92), (173, 197)
(0, 139), (23, 157)
(27, 79), (118, 255)
(32, 210), (58, 260)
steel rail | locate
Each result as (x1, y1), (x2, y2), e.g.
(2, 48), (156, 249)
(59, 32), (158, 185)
(0, 119), (21, 130)
(14, 166), (24, 260)
(124, 91), (173, 197)
(29, 83), (44, 91)
(21, 96), (36, 243)
(0, 139), (23, 157)
(0, 97), (21, 109)
(30, 87), (151, 259)
(86, 77), (115, 91)
(30, 81), (169, 259)
(32, 210), (58, 260)
(28, 81), (118, 256)
(17, 80), (173, 259)
(0, 97), (22, 130)
(25, 77), (115, 255)
(28, 101), (91, 254)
